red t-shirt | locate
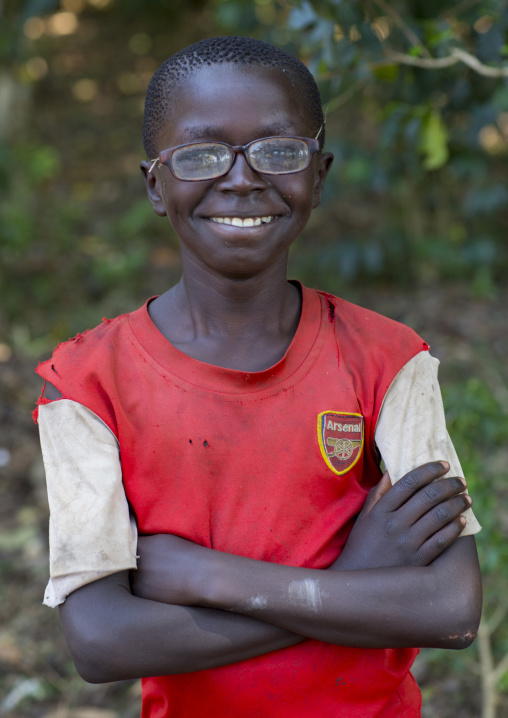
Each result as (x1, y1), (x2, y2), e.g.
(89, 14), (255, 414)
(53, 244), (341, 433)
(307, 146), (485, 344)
(37, 285), (428, 717)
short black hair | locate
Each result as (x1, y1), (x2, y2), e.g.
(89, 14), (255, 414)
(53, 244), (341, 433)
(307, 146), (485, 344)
(143, 35), (325, 158)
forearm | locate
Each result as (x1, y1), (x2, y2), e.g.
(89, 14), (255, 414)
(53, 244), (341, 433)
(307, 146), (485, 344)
(132, 467), (481, 652)
(59, 571), (302, 683)
(201, 537), (481, 649)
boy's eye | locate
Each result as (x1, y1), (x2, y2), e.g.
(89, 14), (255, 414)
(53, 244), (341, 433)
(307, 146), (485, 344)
(172, 144), (232, 179)
(175, 145), (230, 165)
(250, 140), (308, 172)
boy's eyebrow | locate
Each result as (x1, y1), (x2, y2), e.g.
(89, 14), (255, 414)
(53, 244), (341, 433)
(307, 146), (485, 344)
(181, 122), (299, 143)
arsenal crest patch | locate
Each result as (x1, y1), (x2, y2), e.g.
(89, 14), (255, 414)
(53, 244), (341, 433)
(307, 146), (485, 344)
(317, 411), (364, 476)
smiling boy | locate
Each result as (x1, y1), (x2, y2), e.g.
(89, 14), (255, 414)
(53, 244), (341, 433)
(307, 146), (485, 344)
(36, 37), (481, 717)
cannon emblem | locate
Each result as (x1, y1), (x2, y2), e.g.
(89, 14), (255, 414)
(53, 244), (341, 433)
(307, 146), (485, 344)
(326, 437), (363, 460)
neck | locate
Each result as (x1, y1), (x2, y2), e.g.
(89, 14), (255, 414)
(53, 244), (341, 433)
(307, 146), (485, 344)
(171, 253), (300, 339)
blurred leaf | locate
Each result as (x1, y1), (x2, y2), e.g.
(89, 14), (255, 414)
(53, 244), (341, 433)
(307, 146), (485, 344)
(288, 1), (318, 31)
(27, 145), (61, 183)
(373, 64), (399, 82)
(419, 110), (449, 170)
(0, 677), (46, 713)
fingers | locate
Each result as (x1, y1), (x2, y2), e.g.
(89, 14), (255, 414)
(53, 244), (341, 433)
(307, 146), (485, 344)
(411, 492), (471, 545)
(415, 516), (466, 564)
(379, 461), (450, 512)
(362, 471), (392, 514)
(398, 475), (468, 525)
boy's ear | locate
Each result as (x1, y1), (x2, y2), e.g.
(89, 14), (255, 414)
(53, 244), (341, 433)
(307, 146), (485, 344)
(140, 160), (168, 217)
(312, 152), (334, 209)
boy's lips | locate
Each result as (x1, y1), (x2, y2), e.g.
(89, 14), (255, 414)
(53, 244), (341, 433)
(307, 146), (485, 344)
(208, 216), (275, 228)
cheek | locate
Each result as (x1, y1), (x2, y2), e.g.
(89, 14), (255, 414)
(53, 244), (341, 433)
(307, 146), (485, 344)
(164, 185), (201, 221)
(277, 169), (317, 206)
(282, 183), (315, 218)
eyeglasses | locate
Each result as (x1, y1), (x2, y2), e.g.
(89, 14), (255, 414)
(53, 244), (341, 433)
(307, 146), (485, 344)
(148, 126), (323, 182)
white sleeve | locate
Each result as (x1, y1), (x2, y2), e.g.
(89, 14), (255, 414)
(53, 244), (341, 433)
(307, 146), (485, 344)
(38, 400), (138, 607)
(374, 351), (481, 537)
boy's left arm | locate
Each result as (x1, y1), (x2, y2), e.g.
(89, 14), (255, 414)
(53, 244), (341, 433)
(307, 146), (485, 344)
(133, 461), (482, 649)
(133, 350), (482, 649)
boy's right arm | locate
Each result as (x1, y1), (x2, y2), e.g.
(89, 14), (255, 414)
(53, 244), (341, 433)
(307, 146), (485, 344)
(40, 382), (302, 680)
(59, 571), (302, 682)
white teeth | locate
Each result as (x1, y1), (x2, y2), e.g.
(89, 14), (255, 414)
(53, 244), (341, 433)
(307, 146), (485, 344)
(210, 216), (274, 227)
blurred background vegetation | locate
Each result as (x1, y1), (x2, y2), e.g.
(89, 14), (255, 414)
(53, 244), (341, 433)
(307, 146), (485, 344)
(0, 1), (507, 716)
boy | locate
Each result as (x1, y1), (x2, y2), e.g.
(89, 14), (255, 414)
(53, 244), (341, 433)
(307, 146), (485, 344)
(36, 36), (481, 717)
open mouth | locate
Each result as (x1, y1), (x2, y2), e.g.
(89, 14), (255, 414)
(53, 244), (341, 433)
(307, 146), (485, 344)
(209, 216), (275, 228)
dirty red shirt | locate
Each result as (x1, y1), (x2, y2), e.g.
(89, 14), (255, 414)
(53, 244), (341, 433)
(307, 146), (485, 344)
(36, 285), (428, 717)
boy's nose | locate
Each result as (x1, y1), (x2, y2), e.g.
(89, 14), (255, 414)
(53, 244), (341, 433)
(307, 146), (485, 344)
(215, 152), (267, 193)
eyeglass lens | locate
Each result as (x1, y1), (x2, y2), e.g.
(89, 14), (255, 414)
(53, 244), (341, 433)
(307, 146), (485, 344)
(170, 138), (311, 180)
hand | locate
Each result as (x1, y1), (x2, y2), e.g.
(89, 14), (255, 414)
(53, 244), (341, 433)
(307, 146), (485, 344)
(333, 461), (471, 570)
(130, 534), (212, 606)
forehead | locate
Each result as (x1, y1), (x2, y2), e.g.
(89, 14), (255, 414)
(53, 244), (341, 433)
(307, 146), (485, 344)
(158, 64), (311, 147)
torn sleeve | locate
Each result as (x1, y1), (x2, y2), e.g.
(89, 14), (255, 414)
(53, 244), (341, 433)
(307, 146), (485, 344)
(374, 351), (481, 537)
(38, 399), (138, 606)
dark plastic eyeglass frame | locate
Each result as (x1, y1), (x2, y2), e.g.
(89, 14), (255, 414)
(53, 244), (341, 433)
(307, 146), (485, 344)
(148, 135), (321, 181)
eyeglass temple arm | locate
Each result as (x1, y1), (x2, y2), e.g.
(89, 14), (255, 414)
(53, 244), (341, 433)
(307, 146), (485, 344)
(148, 158), (159, 173)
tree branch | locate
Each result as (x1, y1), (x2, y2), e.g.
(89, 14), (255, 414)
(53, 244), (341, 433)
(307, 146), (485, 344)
(477, 619), (497, 718)
(452, 48), (508, 77)
(377, 52), (458, 70)
(484, 597), (508, 635)
(319, 45), (508, 114)
(492, 652), (508, 686)
(375, 48), (508, 77)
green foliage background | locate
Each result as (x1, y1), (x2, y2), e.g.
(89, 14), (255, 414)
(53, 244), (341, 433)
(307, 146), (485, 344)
(0, 1), (507, 716)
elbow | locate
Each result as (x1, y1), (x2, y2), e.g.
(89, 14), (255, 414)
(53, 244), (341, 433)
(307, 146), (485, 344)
(59, 603), (129, 684)
(64, 622), (125, 684)
(434, 581), (482, 650)
(440, 607), (481, 650)
(72, 643), (119, 684)
(424, 541), (483, 651)
(58, 573), (138, 683)
(438, 619), (479, 650)
(444, 629), (478, 650)
(73, 659), (108, 685)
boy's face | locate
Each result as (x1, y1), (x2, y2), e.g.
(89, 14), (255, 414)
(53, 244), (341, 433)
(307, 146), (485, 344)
(142, 64), (333, 279)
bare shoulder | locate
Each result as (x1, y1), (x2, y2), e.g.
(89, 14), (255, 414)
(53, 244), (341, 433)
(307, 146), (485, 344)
(43, 381), (62, 399)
